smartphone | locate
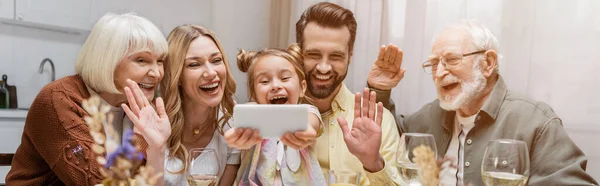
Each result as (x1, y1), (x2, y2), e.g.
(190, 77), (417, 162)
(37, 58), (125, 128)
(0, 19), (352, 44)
(233, 104), (308, 139)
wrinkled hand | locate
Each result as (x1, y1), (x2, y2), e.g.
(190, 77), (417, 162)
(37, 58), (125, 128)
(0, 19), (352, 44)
(338, 88), (385, 172)
(122, 79), (171, 150)
(281, 123), (317, 150)
(224, 128), (262, 150)
(367, 44), (406, 90)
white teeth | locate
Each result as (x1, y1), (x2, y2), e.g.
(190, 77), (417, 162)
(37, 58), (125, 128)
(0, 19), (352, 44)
(315, 75), (331, 80)
(200, 82), (219, 89)
(138, 83), (154, 89)
(270, 96), (287, 101)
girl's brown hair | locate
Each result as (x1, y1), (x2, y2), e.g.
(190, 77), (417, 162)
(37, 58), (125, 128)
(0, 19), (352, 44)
(236, 43), (307, 103)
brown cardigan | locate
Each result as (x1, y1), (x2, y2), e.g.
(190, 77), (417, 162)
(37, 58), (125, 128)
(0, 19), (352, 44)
(6, 75), (148, 186)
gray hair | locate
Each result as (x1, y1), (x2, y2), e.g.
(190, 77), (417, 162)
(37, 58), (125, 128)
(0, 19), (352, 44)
(435, 21), (501, 73)
(76, 12), (167, 93)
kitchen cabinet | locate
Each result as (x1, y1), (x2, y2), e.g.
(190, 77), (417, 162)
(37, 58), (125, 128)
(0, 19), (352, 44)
(14, 0), (93, 32)
(90, 0), (211, 35)
(0, 0), (92, 35)
(0, 109), (27, 184)
(0, 0), (13, 19)
(2, 0), (212, 36)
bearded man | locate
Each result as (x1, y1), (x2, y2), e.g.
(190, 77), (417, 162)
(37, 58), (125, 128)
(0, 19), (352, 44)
(372, 22), (598, 185)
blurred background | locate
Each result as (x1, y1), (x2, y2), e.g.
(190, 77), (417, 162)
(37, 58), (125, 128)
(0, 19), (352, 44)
(0, 0), (598, 181)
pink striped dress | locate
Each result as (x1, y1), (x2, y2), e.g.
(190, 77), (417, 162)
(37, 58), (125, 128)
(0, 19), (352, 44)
(235, 105), (326, 186)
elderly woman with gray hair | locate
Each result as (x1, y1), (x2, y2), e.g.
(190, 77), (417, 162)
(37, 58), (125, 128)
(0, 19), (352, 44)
(7, 13), (169, 185)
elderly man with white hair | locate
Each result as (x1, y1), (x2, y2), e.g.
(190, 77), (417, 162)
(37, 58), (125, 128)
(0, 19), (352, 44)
(366, 22), (598, 185)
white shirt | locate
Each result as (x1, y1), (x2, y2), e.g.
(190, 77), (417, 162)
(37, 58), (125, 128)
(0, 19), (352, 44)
(439, 112), (477, 186)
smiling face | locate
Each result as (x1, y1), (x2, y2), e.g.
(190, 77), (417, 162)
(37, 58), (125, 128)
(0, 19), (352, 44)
(180, 35), (227, 107)
(431, 28), (487, 110)
(302, 22), (351, 100)
(113, 51), (164, 101)
(252, 55), (306, 105)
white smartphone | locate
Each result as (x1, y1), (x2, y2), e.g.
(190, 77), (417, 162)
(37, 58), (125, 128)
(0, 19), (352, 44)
(233, 104), (308, 139)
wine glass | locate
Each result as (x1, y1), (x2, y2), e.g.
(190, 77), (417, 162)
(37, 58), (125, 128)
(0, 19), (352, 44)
(327, 169), (361, 186)
(481, 139), (530, 186)
(187, 148), (219, 186)
(396, 133), (437, 186)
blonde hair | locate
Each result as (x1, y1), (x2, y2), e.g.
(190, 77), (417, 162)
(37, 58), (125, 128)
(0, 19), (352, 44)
(237, 43), (306, 102)
(161, 25), (236, 173)
(76, 12), (167, 93)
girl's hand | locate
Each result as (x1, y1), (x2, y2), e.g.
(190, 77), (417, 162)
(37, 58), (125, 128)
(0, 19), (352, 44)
(281, 123), (317, 150)
(224, 128), (262, 149)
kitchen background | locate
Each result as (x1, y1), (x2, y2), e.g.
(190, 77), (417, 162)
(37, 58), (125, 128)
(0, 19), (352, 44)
(0, 0), (598, 182)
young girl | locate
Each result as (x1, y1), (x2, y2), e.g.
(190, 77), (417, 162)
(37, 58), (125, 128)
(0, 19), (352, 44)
(224, 43), (326, 185)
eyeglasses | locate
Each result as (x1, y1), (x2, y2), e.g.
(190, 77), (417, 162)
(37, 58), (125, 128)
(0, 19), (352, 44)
(422, 50), (486, 74)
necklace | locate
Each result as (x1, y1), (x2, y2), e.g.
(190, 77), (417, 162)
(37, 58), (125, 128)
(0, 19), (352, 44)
(186, 108), (216, 139)
(190, 119), (215, 138)
(193, 128), (201, 137)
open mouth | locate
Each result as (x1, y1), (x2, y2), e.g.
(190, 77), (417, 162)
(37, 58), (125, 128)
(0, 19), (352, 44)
(312, 74), (334, 86)
(315, 74), (332, 80)
(137, 83), (155, 90)
(200, 82), (220, 93)
(269, 95), (288, 104)
(442, 82), (459, 91)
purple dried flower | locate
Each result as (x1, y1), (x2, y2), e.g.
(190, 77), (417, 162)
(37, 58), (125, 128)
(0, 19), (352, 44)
(104, 130), (144, 168)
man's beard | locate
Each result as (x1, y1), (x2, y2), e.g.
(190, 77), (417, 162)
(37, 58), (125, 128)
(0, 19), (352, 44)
(306, 69), (347, 99)
(437, 62), (487, 111)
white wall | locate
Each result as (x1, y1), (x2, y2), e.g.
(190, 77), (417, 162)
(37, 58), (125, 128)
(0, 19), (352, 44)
(0, 0), (213, 108)
(211, 0), (272, 104)
(0, 24), (85, 108)
(91, 0), (213, 36)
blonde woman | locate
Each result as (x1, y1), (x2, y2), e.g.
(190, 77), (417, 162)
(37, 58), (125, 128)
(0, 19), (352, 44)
(163, 24), (241, 186)
(125, 25), (240, 186)
(7, 13), (168, 185)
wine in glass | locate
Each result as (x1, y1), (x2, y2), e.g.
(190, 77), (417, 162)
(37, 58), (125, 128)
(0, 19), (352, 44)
(187, 148), (219, 186)
(396, 133), (437, 186)
(481, 139), (530, 186)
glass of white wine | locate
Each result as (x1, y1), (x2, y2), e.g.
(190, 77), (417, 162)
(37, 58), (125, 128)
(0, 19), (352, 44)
(327, 169), (360, 186)
(187, 148), (219, 186)
(481, 139), (530, 186)
(396, 133), (437, 186)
